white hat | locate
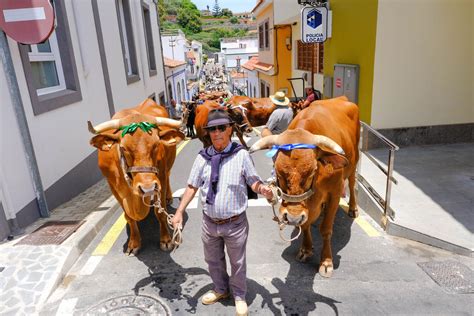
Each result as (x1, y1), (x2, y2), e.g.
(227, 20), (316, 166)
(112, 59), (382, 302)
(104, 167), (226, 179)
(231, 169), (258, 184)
(270, 91), (290, 106)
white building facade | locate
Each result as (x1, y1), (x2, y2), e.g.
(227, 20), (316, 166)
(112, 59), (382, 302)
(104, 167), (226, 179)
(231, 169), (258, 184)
(220, 37), (258, 71)
(0, 0), (167, 240)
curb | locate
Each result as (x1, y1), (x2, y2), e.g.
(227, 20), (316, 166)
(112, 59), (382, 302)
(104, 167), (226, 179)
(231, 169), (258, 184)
(44, 201), (121, 305)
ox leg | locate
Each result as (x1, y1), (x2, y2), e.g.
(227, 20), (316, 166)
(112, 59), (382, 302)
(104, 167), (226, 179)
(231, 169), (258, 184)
(318, 196), (339, 278)
(124, 212), (141, 256)
(154, 191), (173, 251)
(296, 223), (314, 262)
(347, 171), (359, 218)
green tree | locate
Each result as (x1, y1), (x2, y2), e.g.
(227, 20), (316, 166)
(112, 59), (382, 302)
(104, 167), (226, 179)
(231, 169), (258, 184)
(221, 8), (233, 17)
(229, 16), (238, 24)
(176, 0), (202, 33)
(212, 0), (221, 17)
(157, 0), (166, 26)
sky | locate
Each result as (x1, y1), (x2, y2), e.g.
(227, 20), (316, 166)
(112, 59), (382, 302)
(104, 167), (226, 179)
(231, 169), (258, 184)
(191, 0), (256, 13)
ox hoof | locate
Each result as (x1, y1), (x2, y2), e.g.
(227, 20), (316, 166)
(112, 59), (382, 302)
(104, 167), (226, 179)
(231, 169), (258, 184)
(348, 209), (359, 218)
(126, 247), (140, 256)
(319, 262), (334, 278)
(160, 241), (173, 252)
(296, 248), (313, 262)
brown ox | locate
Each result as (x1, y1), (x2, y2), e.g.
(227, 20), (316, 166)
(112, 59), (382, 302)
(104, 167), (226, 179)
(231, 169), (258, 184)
(194, 100), (252, 148)
(228, 96), (300, 127)
(88, 99), (185, 255)
(250, 96), (360, 277)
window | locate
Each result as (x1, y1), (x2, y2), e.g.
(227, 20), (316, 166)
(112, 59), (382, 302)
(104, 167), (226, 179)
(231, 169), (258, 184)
(27, 33), (65, 96)
(18, 0), (81, 115)
(181, 79), (185, 101)
(260, 79), (270, 97)
(264, 21), (269, 49)
(258, 20), (270, 50)
(297, 40), (324, 73)
(117, 0), (139, 83)
(168, 81), (173, 100)
(177, 82), (181, 103)
(141, 1), (156, 76)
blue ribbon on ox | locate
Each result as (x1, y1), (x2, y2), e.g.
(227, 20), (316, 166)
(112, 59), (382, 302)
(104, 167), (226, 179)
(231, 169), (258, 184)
(265, 143), (317, 158)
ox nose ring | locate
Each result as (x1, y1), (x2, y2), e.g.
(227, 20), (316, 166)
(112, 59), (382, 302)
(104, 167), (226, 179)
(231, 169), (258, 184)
(139, 183), (156, 196)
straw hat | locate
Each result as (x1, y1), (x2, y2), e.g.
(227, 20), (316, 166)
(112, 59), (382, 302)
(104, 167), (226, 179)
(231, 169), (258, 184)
(269, 91), (290, 106)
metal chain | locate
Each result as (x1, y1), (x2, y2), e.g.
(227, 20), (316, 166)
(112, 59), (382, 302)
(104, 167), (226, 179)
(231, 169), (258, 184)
(142, 193), (183, 248)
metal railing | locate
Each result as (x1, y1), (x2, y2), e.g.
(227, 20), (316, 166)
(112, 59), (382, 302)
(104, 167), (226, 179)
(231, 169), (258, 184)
(358, 121), (399, 220)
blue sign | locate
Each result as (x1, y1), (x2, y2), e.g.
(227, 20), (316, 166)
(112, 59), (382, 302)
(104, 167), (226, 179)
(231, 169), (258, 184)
(306, 9), (322, 29)
(301, 6), (328, 43)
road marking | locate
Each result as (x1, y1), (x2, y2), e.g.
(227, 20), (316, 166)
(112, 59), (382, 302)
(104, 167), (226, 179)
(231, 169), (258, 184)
(355, 217), (380, 237)
(92, 214), (126, 256)
(339, 198), (380, 237)
(56, 297), (78, 316)
(79, 256), (103, 275)
(173, 188), (200, 209)
(176, 139), (190, 155)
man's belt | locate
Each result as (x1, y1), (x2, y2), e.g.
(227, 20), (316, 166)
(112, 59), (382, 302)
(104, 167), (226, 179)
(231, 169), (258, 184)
(208, 213), (242, 225)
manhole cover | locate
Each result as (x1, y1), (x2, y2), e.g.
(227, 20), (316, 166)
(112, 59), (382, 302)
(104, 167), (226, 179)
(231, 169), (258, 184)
(86, 294), (171, 315)
(418, 260), (474, 294)
(15, 221), (84, 246)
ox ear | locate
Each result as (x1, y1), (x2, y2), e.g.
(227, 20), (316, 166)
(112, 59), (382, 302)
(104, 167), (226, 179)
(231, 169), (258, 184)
(317, 147), (349, 171)
(159, 129), (185, 146)
(90, 134), (119, 151)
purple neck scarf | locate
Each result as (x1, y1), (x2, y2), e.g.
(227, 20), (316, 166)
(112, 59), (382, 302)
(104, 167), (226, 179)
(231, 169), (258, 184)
(199, 142), (245, 205)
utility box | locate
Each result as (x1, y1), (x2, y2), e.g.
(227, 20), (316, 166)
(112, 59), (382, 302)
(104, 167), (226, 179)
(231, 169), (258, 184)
(333, 64), (359, 103)
(323, 75), (332, 98)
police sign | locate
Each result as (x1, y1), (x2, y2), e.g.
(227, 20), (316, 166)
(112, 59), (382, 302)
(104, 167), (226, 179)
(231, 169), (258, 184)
(301, 6), (328, 43)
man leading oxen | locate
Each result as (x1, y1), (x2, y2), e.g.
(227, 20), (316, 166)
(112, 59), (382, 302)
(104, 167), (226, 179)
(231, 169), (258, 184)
(250, 96), (360, 277)
(88, 99), (185, 255)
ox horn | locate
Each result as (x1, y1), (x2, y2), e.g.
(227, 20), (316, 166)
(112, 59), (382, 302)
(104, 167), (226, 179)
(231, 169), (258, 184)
(249, 135), (280, 153)
(87, 119), (120, 134)
(311, 135), (345, 155)
(155, 117), (182, 128)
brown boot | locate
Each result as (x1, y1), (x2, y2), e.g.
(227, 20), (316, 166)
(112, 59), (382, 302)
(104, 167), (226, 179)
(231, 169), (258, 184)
(201, 290), (229, 305)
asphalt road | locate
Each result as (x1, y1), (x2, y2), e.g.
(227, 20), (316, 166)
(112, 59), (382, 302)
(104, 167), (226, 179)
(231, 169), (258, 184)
(41, 135), (473, 315)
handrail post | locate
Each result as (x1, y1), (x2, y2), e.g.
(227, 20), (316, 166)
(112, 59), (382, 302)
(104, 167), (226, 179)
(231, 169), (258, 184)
(384, 149), (396, 220)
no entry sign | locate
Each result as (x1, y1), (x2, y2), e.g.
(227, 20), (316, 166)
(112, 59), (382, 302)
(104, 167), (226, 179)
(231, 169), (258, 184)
(0, 0), (54, 44)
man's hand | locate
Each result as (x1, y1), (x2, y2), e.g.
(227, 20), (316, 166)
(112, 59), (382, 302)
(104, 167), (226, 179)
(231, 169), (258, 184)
(171, 212), (183, 230)
(259, 184), (274, 200)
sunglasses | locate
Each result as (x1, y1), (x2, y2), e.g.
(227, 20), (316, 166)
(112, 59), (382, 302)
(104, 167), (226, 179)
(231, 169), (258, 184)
(207, 124), (229, 132)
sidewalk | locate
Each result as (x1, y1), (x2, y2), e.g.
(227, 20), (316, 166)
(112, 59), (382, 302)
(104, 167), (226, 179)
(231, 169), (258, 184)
(0, 179), (119, 315)
(357, 142), (474, 256)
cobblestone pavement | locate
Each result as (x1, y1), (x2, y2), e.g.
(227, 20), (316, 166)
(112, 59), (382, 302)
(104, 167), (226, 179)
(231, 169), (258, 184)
(0, 179), (118, 315)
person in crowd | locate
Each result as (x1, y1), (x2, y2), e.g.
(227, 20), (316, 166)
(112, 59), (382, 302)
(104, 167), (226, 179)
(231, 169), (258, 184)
(300, 87), (322, 110)
(261, 91), (294, 137)
(172, 109), (273, 316)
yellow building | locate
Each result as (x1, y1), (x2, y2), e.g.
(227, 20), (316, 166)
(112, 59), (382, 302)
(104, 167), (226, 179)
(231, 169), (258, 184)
(252, 0), (294, 98)
(253, 0), (472, 140)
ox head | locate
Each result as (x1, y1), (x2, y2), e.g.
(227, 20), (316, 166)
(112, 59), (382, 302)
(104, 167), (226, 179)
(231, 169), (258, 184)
(88, 114), (184, 198)
(225, 104), (253, 134)
(250, 129), (348, 226)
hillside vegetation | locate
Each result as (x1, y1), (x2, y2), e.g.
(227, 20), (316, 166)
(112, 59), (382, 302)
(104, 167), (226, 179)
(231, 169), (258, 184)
(157, 0), (251, 53)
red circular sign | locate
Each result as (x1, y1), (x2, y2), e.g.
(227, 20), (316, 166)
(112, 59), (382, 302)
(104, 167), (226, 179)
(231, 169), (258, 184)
(0, 0), (54, 44)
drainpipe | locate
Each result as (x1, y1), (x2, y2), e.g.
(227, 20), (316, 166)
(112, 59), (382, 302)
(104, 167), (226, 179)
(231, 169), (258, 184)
(0, 31), (49, 218)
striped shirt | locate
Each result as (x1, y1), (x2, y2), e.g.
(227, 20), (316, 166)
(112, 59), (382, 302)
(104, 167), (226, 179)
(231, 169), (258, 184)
(187, 143), (262, 219)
